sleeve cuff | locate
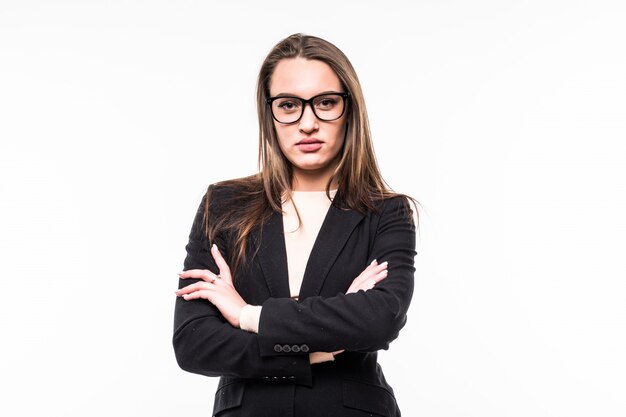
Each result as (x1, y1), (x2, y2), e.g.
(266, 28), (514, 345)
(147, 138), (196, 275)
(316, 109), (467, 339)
(239, 304), (262, 333)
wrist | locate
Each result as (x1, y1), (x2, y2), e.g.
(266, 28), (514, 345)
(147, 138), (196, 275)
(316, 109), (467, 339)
(239, 304), (262, 333)
(309, 351), (335, 364)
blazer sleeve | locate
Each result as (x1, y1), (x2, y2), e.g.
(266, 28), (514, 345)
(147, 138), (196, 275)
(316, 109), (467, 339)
(256, 195), (417, 356)
(172, 186), (313, 384)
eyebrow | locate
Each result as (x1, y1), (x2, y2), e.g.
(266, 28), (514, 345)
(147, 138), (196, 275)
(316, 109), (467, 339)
(271, 90), (344, 98)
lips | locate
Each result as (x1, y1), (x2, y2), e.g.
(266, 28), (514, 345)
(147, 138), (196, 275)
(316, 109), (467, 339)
(296, 138), (323, 152)
(297, 138), (323, 145)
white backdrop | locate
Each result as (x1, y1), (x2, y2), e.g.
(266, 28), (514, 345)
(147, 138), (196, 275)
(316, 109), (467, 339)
(1, 1), (625, 416)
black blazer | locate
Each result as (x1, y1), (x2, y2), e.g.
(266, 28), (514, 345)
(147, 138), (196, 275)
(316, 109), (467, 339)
(173, 183), (417, 417)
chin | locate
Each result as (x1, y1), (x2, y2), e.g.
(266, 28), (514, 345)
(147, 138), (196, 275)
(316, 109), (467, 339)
(293, 158), (330, 170)
(294, 164), (324, 172)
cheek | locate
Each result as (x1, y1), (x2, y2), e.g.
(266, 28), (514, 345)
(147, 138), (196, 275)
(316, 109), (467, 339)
(330, 122), (347, 147)
(274, 124), (296, 156)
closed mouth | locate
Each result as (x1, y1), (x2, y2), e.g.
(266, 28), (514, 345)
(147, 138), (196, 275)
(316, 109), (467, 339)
(297, 139), (323, 145)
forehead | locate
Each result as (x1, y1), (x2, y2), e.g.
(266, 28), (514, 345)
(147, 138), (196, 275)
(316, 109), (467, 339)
(270, 57), (342, 97)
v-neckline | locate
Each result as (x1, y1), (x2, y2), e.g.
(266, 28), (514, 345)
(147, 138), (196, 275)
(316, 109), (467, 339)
(281, 190), (336, 298)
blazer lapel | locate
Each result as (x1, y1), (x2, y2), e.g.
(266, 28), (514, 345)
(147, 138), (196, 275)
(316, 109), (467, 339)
(253, 210), (291, 298)
(298, 194), (364, 299)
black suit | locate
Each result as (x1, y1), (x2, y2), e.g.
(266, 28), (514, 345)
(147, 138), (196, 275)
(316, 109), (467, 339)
(173, 183), (416, 417)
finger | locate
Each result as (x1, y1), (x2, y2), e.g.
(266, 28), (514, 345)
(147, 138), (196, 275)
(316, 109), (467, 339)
(371, 269), (388, 284)
(181, 290), (213, 302)
(350, 274), (372, 290)
(178, 269), (218, 282)
(176, 284), (198, 296)
(357, 273), (386, 291)
(355, 262), (387, 285)
(364, 259), (379, 272)
(362, 260), (386, 276)
(361, 263), (387, 280)
(348, 279), (370, 294)
(350, 270), (386, 293)
(373, 261), (388, 273)
(211, 244), (233, 283)
(355, 261), (380, 281)
(175, 281), (212, 295)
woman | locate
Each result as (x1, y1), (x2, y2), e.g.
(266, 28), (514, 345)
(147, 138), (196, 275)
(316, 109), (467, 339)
(173, 33), (417, 417)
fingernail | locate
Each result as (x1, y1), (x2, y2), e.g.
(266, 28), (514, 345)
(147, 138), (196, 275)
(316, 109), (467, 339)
(212, 244), (218, 251)
(381, 261), (388, 266)
(370, 259), (377, 265)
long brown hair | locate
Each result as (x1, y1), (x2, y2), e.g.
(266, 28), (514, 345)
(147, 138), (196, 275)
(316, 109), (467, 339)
(204, 33), (418, 276)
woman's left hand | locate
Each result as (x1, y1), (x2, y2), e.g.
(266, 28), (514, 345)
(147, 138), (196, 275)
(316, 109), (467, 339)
(176, 244), (248, 328)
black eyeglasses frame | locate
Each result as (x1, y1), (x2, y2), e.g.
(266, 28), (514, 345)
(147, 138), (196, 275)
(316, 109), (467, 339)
(266, 92), (350, 124)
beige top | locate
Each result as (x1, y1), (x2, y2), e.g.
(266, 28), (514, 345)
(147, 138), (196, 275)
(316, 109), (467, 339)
(283, 189), (336, 298)
(238, 189), (337, 363)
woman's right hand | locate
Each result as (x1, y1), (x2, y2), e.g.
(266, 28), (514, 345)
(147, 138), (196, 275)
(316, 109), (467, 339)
(346, 259), (388, 294)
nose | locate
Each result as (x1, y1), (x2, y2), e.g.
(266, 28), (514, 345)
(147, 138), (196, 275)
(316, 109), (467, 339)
(298, 103), (319, 133)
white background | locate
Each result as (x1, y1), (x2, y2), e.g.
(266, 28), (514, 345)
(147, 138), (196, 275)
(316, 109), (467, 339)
(1, 1), (625, 416)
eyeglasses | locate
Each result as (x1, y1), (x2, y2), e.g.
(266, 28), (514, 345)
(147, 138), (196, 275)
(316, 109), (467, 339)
(266, 92), (350, 124)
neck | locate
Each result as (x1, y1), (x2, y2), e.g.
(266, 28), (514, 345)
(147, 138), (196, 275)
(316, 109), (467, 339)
(291, 162), (339, 192)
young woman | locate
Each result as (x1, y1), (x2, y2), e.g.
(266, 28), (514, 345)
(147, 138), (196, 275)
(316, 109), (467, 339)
(173, 33), (417, 417)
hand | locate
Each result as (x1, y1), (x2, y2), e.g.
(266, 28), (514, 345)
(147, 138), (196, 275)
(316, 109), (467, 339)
(346, 259), (388, 294)
(176, 244), (248, 328)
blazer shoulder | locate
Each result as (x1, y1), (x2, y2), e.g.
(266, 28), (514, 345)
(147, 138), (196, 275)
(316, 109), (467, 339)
(209, 174), (260, 197)
(374, 193), (418, 228)
(203, 174), (263, 217)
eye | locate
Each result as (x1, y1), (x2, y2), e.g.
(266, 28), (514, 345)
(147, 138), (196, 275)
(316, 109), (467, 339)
(315, 96), (339, 110)
(275, 99), (301, 112)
